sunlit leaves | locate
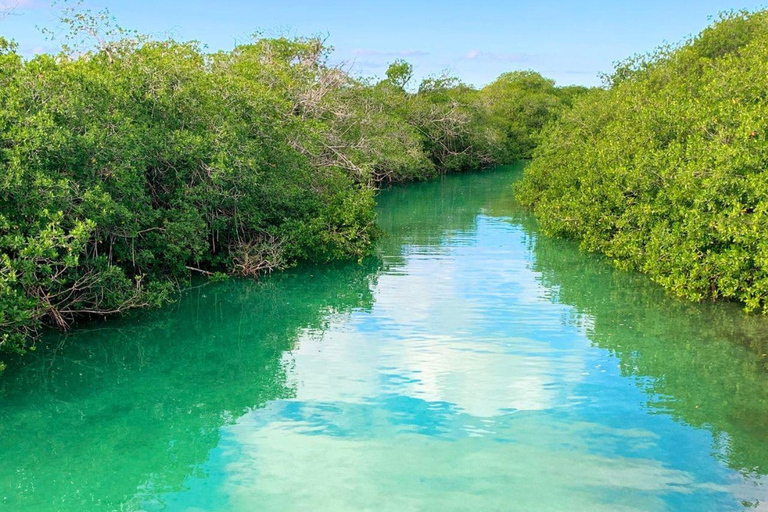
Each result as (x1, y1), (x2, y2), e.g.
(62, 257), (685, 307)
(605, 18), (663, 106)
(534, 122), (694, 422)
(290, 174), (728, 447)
(518, 10), (768, 312)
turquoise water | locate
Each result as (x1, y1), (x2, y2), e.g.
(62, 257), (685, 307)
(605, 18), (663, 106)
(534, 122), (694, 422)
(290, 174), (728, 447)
(2, 164), (768, 511)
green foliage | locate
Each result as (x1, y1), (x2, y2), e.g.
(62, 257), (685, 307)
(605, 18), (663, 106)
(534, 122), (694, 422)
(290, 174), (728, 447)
(0, 29), (381, 358)
(384, 59), (414, 90)
(517, 10), (768, 312)
(481, 71), (589, 160)
(409, 75), (501, 172)
(0, 5), (568, 366)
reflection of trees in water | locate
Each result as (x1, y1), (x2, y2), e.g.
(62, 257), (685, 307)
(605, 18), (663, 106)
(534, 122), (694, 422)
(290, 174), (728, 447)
(517, 191), (768, 477)
(375, 163), (526, 256)
(377, 163), (768, 478)
(388, 162), (768, 477)
(0, 259), (382, 511)
(3, 163), (768, 511)
(0, 163), (529, 512)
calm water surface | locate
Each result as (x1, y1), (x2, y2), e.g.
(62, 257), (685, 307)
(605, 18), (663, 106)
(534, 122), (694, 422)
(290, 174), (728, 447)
(2, 164), (768, 511)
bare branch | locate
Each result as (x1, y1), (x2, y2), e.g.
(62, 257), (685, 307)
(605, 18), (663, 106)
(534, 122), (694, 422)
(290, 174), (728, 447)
(0, 1), (19, 21)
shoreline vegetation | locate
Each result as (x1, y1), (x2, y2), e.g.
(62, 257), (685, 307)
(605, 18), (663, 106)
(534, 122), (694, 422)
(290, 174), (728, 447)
(517, 10), (768, 313)
(3, 5), (768, 373)
(0, 4), (585, 368)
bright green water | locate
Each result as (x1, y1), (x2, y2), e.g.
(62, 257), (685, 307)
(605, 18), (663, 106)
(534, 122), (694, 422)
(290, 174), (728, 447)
(2, 164), (768, 511)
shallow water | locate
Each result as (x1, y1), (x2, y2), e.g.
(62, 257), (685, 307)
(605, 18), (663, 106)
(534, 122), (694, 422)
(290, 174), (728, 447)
(2, 164), (768, 511)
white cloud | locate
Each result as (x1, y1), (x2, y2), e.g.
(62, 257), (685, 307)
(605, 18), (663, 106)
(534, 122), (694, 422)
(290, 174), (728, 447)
(351, 48), (429, 58)
(464, 49), (533, 63)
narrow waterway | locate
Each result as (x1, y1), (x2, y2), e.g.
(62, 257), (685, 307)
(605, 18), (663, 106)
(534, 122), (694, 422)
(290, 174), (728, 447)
(2, 164), (768, 511)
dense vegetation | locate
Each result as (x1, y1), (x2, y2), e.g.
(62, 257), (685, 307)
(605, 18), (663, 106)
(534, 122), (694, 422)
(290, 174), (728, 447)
(0, 6), (581, 367)
(518, 10), (768, 312)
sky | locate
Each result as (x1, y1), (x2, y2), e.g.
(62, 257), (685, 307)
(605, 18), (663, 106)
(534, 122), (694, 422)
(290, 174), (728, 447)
(0, 0), (766, 87)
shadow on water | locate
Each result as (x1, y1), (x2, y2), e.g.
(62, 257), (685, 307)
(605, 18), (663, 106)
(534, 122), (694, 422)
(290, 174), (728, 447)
(527, 222), (768, 477)
(375, 163), (526, 256)
(0, 259), (383, 511)
(499, 167), (768, 478)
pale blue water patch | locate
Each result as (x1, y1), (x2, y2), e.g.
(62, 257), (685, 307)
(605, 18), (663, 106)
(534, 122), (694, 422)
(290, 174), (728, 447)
(145, 171), (766, 512)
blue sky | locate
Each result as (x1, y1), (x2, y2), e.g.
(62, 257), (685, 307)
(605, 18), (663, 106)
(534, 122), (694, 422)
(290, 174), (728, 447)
(1, 0), (766, 86)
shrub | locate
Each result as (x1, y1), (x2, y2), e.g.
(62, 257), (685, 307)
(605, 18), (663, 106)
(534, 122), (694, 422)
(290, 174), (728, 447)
(517, 10), (768, 311)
